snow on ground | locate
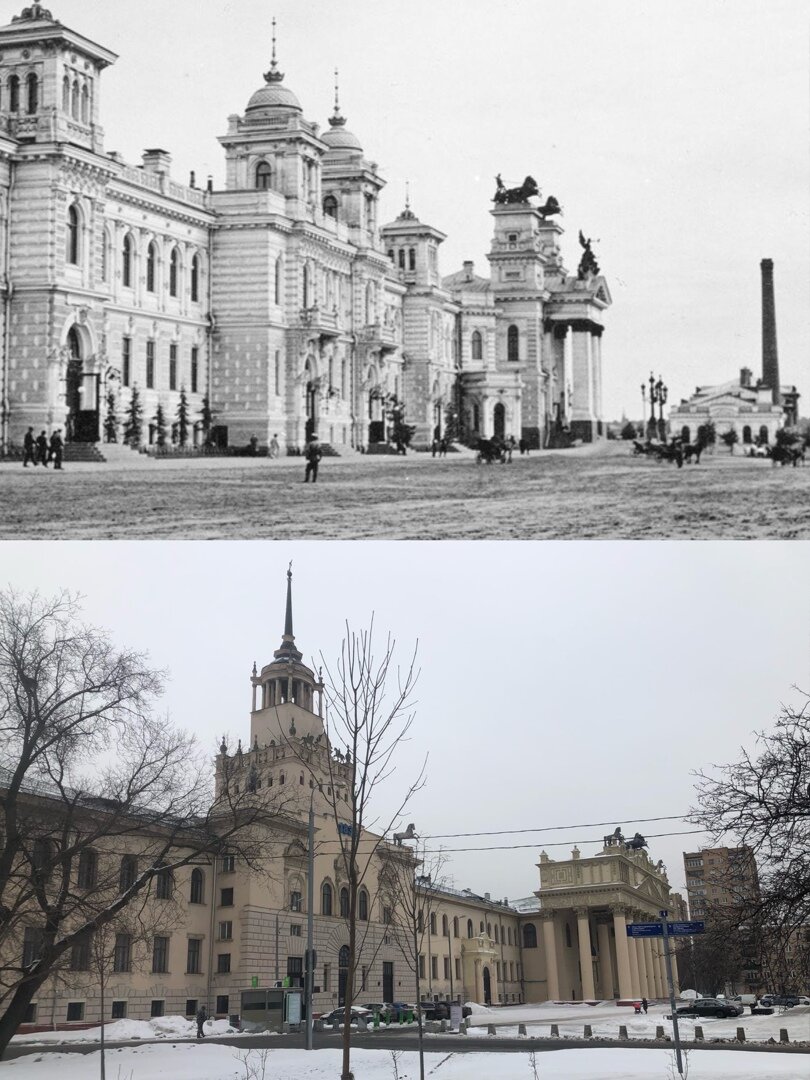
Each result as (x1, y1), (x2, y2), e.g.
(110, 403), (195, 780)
(10, 1016), (242, 1044)
(463, 1001), (810, 1044)
(1, 1044), (808, 1080)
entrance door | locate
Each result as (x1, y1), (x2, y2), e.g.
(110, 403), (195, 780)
(305, 381), (318, 441)
(338, 945), (350, 1006)
(65, 326), (99, 442)
(493, 403), (506, 440)
(482, 966), (491, 1005)
(382, 961), (394, 1004)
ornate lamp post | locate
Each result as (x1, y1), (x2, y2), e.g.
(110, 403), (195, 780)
(647, 372), (657, 440)
(656, 377), (668, 441)
(640, 382), (647, 439)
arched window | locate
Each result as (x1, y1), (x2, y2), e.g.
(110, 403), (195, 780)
(564, 923), (572, 948)
(119, 855), (137, 892)
(66, 204), (79, 265)
(398, 250), (405, 270)
(453, 916), (459, 938)
(71, 78), (79, 120)
(487, 922), (492, 937)
(408, 248), (416, 271)
(522, 923), (537, 949)
(101, 228), (111, 283)
(430, 913), (437, 934)
(81, 82), (89, 124)
(480, 921), (484, 934)
(323, 194), (338, 219)
(256, 161), (273, 189)
(8, 75), (19, 113)
(322, 881), (333, 916)
(77, 849), (97, 889)
(466, 919), (473, 938)
(155, 865), (173, 900)
(340, 887), (349, 918)
(122, 233), (133, 288)
(358, 888), (368, 921)
(494, 925), (499, 944)
(507, 927), (512, 945)
(759, 425), (769, 444)
(26, 73), (38, 115)
(190, 868), (204, 904)
(146, 242), (157, 292)
(387, 249), (394, 262)
(191, 254), (200, 302)
(507, 324), (519, 362)
(62, 74), (70, 112)
(471, 330), (483, 360)
(274, 256), (283, 306)
(742, 425), (752, 444)
(169, 247), (179, 297)
(442, 915), (449, 936)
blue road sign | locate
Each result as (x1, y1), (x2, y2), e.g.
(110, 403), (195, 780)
(627, 921), (705, 937)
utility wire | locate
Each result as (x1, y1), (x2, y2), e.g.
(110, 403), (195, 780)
(423, 813), (691, 840)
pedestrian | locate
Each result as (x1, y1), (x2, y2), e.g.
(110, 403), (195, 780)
(304, 434), (322, 483)
(431, 438), (438, 458)
(196, 1004), (208, 1039)
(269, 433), (280, 459)
(440, 437), (448, 457)
(248, 434), (259, 456)
(35, 430), (49, 467)
(22, 427), (35, 466)
(49, 429), (64, 470)
(641, 997), (648, 1014)
(518, 437), (527, 456)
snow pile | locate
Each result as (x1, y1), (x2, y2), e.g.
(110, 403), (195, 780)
(11, 1015), (239, 1045)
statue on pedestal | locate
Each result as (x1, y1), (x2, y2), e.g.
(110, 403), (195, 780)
(577, 231), (600, 280)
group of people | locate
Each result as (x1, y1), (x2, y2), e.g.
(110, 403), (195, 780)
(22, 427), (64, 469)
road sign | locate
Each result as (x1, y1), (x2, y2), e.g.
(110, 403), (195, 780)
(627, 921), (705, 937)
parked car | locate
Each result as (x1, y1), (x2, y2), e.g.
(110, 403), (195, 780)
(321, 1006), (372, 1026)
(418, 1001), (450, 1021)
(674, 997), (744, 1018)
(760, 994), (806, 1008)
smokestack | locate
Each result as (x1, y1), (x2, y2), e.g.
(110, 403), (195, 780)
(760, 258), (780, 405)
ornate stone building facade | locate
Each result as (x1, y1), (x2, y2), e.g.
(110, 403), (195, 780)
(0, 4), (609, 456)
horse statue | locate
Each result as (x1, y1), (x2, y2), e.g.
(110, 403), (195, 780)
(537, 196), (562, 219)
(393, 823), (418, 846)
(625, 832), (647, 851)
(603, 826), (624, 847)
(494, 175), (540, 205)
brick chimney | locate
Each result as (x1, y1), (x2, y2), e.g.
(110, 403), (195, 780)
(463, 260), (475, 281)
(740, 367), (752, 388)
(760, 258), (780, 405)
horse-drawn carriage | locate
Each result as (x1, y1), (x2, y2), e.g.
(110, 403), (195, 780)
(476, 437), (507, 464)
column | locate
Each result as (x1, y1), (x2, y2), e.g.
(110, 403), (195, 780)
(611, 908), (633, 1000)
(650, 943), (664, 998)
(540, 912), (560, 1001)
(633, 913), (649, 999)
(627, 932), (641, 999)
(591, 329), (603, 427)
(574, 908), (595, 1000)
(570, 327), (594, 421)
(596, 920), (614, 998)
(642, 937), (657, 998)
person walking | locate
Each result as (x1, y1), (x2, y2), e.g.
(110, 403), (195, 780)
(641, 997), (648, 1014)
(22, 427), (36, 466)
(195, 1004), (208, 1039)
(304, 434), (322, 483)
(269, 433), (280, 459)
(35, 430), (49, 467)
(49, 429), (64, 470)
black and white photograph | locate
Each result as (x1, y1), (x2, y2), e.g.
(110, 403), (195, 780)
(0, 2), (809, 1080)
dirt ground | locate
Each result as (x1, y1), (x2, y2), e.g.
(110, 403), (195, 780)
(2, 443), (809, 540)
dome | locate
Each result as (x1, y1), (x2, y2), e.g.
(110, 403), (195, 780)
(245, 80), (302, 117)
(322, 125), (363, 153)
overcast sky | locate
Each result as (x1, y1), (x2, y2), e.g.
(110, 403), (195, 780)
(16, 0), (808, 421)
(3, 540), (808, 905)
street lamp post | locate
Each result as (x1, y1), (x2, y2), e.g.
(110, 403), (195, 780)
(647, 372), (657, 440)
(640, 383), (647, 439)
(656, 378), (668, 441)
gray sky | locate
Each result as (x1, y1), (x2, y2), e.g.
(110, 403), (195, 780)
(3, 540), (808, 904)
(21, 0), (809, 421)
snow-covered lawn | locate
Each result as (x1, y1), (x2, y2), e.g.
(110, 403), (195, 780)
(10, 1015), (245, 1045)
(1, 1044), (809, 1080)
(463, 1001), (810, 1044)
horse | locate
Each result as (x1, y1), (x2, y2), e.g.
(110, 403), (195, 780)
(476, 437), (507, 464)
(682, 441), (705, 465)
(393, 823), (418, 846)
(770, 443), (805, 467)
(537, 196), (562, 219)
(494, 176), (539, 205)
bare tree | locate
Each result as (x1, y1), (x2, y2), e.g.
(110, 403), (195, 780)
(690, 695), (810, 992)
(312, 619), (425, 1080)
(0, 589), (286, 1055)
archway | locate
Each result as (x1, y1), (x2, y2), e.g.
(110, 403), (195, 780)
(493, 402), (506, 440)
(482, 966), (492, 1005)
(65, 326), (99, 442)
(304, 358), (319, 442)
(742, 425), (752, 445)
(338, 945), (350, 1006)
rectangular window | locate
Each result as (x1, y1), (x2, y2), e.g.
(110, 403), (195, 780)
(443, 957), (449, 979)
(290, 923), (301, 937)
(111, 1001), (127, 1020)
(187, 938), (202, 974)
(220, 887), (234, 907)
(22, 927), (42, 968)
(218, 921), (233, 941)
(217, 953), (231, 974)
(286, 956), (303, 987)
(274, 350), (281, 396)
(431, 956), (438, 980)
(22, 1003), (37, 1024)
(66, 1002), (84, 1022)
(122, 336), (131, 387)
(70, 935), (91, 972)
(361, 965), (368, 991)
(382, 906), (392, 925)
(146, 340), (155, 389)
(418, 955), (425, 979)
(150, 1000), (165, 1018)
(216, 995), (229, 1015)
(455, 958), (461, 980)
(113, 933), (132, 973)
(220, 855), (235, 873)
(496, 961), (502, 979)
(323, 963), (331, 992)
(169, 343), (177, 391)
(191, 346), (199, 394)
(185, 999), (197, 1017)
(290, 891), (302, 912)
(152, 936), (169, 974)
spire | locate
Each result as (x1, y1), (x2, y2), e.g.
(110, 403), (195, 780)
(264, 17), (285, 84)
(329, 68), (347, 128)
(274, 563), (302, 663)
(397, 181), (417, 221)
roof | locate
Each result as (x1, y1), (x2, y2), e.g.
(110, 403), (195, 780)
(443, 268), (491, 292)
